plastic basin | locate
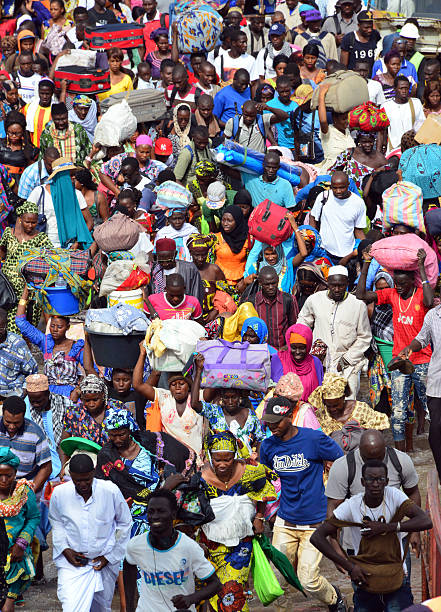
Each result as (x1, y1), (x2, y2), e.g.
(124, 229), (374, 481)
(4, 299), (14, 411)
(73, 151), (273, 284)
(86, 328), (145, 369)
(45, 286), (79, 316)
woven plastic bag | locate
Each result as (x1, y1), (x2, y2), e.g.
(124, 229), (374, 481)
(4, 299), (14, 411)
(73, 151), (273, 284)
(382, 180), (425, 233)
(349, 102), (390, 132)
(251, 537), (284, 606)
(94, 100), (137, 145)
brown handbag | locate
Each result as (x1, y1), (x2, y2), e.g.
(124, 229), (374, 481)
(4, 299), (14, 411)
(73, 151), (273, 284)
(93, 212), (141, 253)
(329, 499), (413, 594)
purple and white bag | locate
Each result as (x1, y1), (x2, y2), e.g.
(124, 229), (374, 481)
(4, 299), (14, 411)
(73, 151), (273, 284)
(197, 339), (271, 392)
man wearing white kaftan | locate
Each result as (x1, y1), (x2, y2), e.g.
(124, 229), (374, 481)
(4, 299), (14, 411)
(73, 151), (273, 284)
(49, 478), (132, 612)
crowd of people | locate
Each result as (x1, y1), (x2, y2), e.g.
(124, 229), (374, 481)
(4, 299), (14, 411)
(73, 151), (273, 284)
(0, 0), (439, 610)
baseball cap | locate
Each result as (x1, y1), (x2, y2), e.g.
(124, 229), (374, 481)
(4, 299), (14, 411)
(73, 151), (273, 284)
(304, 9), (322, 22)
(206, 181), (226, 210)
(154, 137), (173, 156)
(357, 9), (374, 22)
(399, 23), (419, 39)
(299, 3), (314, 14)
(269, 22), (286, 37)
(262, 397), (294, 423)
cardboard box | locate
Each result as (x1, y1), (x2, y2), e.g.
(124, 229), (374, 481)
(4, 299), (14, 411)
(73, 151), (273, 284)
(415, 114), (441, 145)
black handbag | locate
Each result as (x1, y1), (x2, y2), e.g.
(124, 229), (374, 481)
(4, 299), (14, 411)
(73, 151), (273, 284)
(0, 272), (17, 310)
(36, 185), (47, 233)
(174, 473), (215, 527)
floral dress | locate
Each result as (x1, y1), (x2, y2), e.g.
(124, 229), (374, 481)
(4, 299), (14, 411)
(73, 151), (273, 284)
(329, 149), (374, 192)
(0, 228), (53, 332)
(63, 403), (110, 446)
(199, 463), (276, 612)
(200, 401), (265, 454)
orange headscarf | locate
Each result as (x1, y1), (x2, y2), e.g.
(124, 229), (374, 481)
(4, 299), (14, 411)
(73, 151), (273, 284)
(17, 30), (36, 54)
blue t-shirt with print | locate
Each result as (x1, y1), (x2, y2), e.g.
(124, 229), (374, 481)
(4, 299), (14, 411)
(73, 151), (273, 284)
(260, 427), (343, 524)
(266, 97), (299, 148)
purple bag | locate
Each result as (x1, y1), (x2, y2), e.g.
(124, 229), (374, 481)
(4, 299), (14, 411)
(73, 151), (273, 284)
(196, 339), (271, 392)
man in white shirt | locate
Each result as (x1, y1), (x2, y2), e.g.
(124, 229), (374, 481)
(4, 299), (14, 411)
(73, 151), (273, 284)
(214, 30), (254, 82)
(125, 487), (220, 612)
(310, 171), (366, 261)
(311, 459), (431, 611)
(49, 454), (132, 612)
(251, 23), (293, 81)
(16, 53), (42, 104)
(384, 74), (425, 154)
(297, 265), (372, 396)
(354, 59), (386, 106)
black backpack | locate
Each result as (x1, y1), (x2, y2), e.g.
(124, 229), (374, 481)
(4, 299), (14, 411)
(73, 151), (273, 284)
(345, 446), (404, 498)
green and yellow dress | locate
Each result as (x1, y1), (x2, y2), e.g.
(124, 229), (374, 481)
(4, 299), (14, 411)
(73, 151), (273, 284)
(1, 479), (40, 601)
(199, 463), (276, 612)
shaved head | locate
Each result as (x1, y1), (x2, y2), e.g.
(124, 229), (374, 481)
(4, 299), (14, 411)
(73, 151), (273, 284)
(359, 430), (386, 462)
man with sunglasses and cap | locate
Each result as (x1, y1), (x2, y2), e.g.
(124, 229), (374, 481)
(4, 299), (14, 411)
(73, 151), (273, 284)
(260, 396), (346, 611)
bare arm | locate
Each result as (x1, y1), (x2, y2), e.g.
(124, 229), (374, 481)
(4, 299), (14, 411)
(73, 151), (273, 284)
(33, 461), (52, 493)
(417, 249), (434, 308)
(354, 228), (365, 241)
(171, 22), (179, 64)
(258, 102), (289, 125)
(82, 332), (96, 375)
(318, 84), (330, 134)
(287, 211), (308, 267)
(98, 172), (121, 197)
(82, 207), (94, 232)
(340, 49), (349, 67)
(190, 353), (205, 413)
(97, 192), (110, 221)
(355, 258), (378, 304)
(132, 343), (156, 401)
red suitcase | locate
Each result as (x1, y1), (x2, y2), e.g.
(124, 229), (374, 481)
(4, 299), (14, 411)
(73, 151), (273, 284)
(54, 66), (111, 95)
(85, 24), (144, 50)
(248, 199), (293, 246)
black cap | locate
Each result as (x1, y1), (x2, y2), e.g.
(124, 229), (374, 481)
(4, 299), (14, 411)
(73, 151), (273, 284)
(357, 9), (374, 22)
(262, 397), (294, 423)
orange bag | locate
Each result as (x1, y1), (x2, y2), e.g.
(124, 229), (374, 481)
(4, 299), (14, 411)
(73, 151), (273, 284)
(145, 397), (162, 432)
(117, 265), (150, 290)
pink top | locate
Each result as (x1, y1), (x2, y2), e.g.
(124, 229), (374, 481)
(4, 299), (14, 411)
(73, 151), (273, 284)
(147, 293), (202, 321)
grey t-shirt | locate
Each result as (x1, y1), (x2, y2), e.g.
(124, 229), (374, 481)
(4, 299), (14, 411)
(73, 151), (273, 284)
(325, 447), (419, 500)
(224, 114), (272, 154)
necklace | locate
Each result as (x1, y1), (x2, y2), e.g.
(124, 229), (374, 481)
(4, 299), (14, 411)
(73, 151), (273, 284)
(362, 496), (386, 523)
(398, 288), (416, 314)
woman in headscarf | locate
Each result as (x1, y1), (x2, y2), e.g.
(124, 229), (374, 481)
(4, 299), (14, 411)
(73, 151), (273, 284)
(277, 323), (324, 401)
(188, 162), (232, 233)
(68, 95), (97, 144)
(290, 225), (331, 271)
(0, 448), (39, 611)
(60, 375), (114, 452)
(96, 407), (195, 536)
(308, 372), (389, 436)
(199, 431), (276, 612)
(162, 104), (192, 162)
(214, 205), (250, 286)
(254, 82), (275, 104)
(0, 201), (52, 332)
(293, 262), (328, 310)
(241, 317), (283, 409)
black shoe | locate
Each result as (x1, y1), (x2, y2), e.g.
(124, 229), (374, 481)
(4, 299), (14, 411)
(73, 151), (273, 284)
(328, 585), (347, 611)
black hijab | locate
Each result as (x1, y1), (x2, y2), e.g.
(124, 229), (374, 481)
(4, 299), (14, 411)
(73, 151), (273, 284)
(221, 205), (249, 254)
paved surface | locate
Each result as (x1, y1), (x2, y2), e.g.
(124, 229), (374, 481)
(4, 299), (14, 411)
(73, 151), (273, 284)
(23, 375), (435, 611)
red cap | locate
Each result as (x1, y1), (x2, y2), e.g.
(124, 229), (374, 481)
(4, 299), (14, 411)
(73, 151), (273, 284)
(156, 238), (176, 252)
(154, 137), (173, 156)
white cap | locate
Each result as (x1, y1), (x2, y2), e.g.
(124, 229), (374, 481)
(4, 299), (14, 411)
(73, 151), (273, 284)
(328, 265), (349, 277)
(399, 23), (419, 39)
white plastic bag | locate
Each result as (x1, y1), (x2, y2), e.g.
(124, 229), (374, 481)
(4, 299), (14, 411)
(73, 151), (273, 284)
(146, 319), (206, 371)
(95, 100), (137, 146)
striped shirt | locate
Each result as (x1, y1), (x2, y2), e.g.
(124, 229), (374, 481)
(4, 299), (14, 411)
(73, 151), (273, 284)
(415, 305), (441, 398)
(0, 332), (38, 397)
(24, 104), (52, 147)
(0, 417), (51, 479)
(18, 159), (49, 200)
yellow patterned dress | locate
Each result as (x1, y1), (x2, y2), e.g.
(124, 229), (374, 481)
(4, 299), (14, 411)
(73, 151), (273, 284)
(313, 400), (390, 436)
(199, 463), (276, 612)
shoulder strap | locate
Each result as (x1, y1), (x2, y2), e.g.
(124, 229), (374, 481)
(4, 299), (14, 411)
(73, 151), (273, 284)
(38, 160), (42, 183)
(232, 115), (241, 142)
(346, 449), (356, 499)
(347, 30), (355, 50)
(333, 14), (341, 36)
(159, 12), (167, 28)
(263, 47), (268, 65)
(408, 97), (415, 126)
(184, 144), (194, 162)
(214, 46), (220, 59)
(300, 32), (310, 41)
(169, 86), (178, 108)
(256, 113), (266, 138)
(318, 31), (328, 41)
(386, 447), (404, 487)
(316, 188), (330, 224)
(220, 54), (225, 81)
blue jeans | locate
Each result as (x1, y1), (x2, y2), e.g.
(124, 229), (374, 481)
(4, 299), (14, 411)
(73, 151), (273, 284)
(352, 579), (413, 611)
(390, 362), (429, 441)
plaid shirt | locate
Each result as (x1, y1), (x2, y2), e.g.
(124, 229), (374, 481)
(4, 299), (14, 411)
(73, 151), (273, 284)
(17, 159), (49, 200)
(0, 332), (38, 397)
(254, 290), (299, 349)
(39, 121), (90, 166)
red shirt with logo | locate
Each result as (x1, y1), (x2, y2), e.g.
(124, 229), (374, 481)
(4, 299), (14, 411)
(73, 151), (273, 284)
(376, 287), (432, 364)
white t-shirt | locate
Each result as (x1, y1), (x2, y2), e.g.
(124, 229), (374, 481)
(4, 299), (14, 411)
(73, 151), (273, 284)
(17, 72), (42, 104)
(214, 52), (254, 82)
(28, 184), (88, 248)
(367, 79), (386, 107)
(207, 46), (228, 64)
(251, 46), (283, 80)
(311, 191), (366, 257)
(125, 531), (215, 612)
(383, 98), (425, 152)
(333, 486), (409, 558)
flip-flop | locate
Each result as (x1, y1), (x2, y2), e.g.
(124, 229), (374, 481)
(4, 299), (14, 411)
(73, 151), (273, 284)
(388, 356), (415, 375)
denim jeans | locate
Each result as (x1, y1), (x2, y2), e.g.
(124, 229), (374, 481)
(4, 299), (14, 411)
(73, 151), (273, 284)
(352, 579), (413, 611)
(390, 362), (429, 441)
